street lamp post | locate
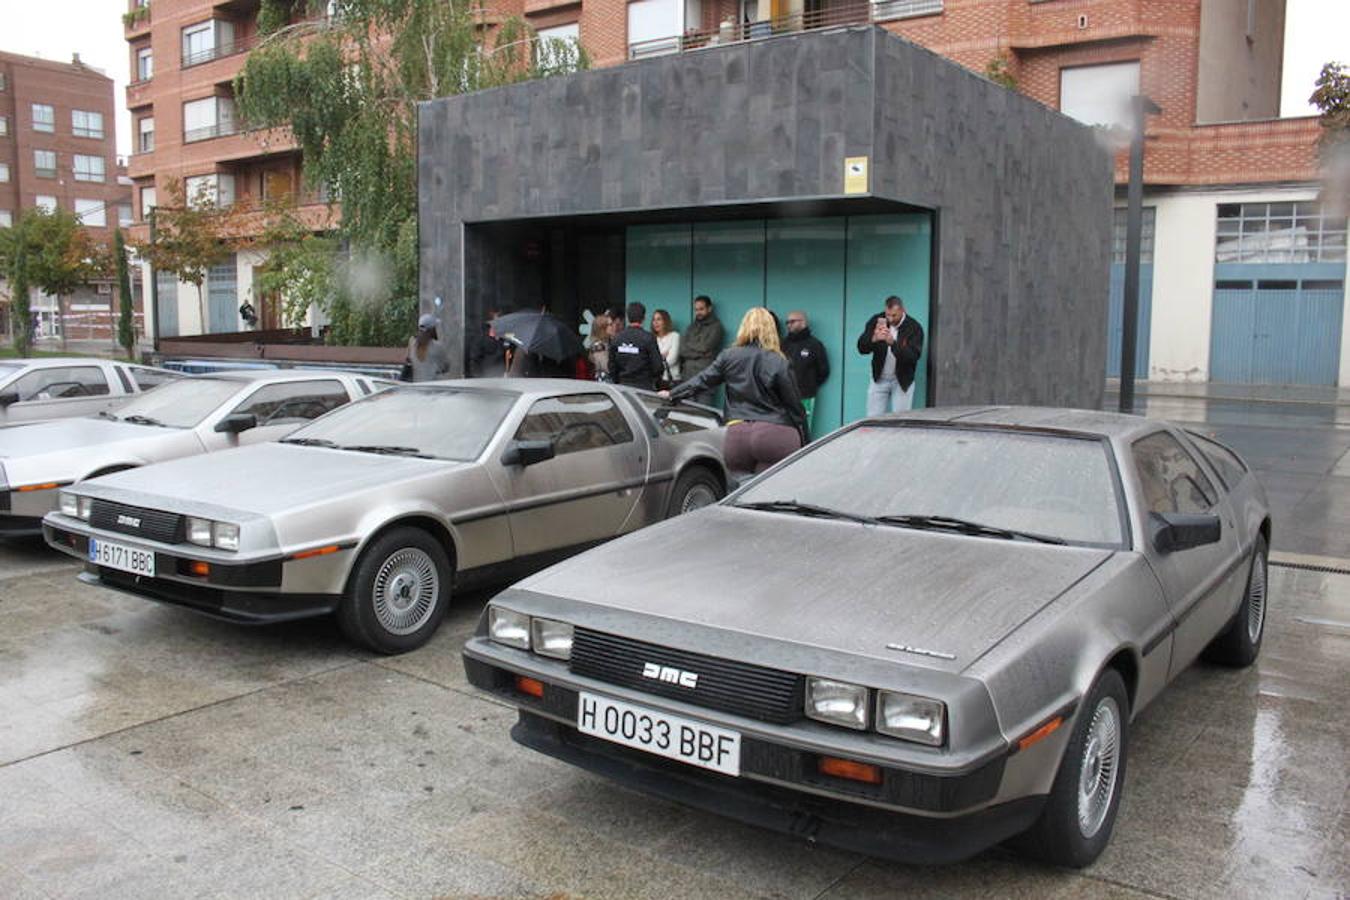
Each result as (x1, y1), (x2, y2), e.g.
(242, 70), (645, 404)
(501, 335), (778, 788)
(1119, 94), (1161, 414)
(147, 206), (159, 351)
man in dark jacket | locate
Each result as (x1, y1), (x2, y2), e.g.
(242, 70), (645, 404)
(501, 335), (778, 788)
(608, 302), (664, 390)
(680, 295), (724, 404)
(857, 295), (924, 415)
(783, 310), (830, 436)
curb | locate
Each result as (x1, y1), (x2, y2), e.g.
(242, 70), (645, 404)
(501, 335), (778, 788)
(1270, 551), (1350, 575)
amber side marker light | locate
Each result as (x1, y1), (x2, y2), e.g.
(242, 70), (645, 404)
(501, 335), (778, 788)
(292, 545), (341, 560)
(514, 675), (545, 699)
(1017, 716), (1063, 753)
(16, 482), (60, 492)
(188, 561), (211, 578)
(818, 756), (883, 785)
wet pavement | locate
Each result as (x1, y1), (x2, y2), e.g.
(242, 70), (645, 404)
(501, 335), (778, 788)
(0, 531), (1346, 899)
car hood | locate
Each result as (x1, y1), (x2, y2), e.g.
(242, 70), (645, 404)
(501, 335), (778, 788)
(519, 506), (1114, 674)
(0, 417), (169, 459)
(76, 442), (453, 518)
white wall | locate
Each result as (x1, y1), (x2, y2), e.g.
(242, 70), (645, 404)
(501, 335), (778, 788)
(1144, 184), (1345, 384)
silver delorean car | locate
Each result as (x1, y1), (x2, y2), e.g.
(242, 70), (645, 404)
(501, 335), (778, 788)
(44, 380), (727, 653)
(0, 357), (178, 426)
(463, 407), (1270, 868)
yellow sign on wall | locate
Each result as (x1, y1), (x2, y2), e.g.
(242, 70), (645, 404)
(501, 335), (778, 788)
(844, 156), (869, 195)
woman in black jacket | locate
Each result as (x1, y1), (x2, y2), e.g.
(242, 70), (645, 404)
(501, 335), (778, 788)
(661, 307), (807, 474)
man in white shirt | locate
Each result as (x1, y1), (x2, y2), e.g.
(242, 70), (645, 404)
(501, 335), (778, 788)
(856, 296), (924, 415)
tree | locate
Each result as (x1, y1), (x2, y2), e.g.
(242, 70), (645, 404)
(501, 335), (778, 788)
(0, 227), (33, 357)
(1310, 61), (1349, 216)
(0, 208), (109, 352)
(114, 228), (137, 359)
(133, 179), (240, 336)
(235, 0), (588, 345)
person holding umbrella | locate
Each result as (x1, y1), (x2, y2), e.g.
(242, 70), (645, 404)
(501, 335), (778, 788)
(493, 308), (586, 378)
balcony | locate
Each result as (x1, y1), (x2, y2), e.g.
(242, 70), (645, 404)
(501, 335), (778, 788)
(126, 80), (153, 111)
(123, 2), (151, 36)
(628, 0), (942, 59)
(184, 121), (240, 143)
(182, 33), (258, 69)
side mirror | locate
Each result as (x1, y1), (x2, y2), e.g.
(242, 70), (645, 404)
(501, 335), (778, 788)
(0, 392), (18, 408)
(501, 438), (556, 467)
(214, 412), (258, 434)
(1149, 512), (1221, 554)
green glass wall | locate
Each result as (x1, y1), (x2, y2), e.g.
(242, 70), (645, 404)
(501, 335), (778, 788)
(625, 212), (931, 434)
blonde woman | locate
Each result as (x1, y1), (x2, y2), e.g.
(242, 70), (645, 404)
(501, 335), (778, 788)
(661, 307), (807, 473)
(587, 313), (612, 380)
(651, 308), (681, 386)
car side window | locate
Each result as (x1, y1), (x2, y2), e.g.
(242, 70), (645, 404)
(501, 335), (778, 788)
(230, 380), (351, 426)
(1132, 431), (1218, 515)
(10, 366), (111, 401)
(114, 366), (134, 393)
(129, 366), (178, 391)
(1184, 431), (1247, 490)
(515, 393), (634, 456)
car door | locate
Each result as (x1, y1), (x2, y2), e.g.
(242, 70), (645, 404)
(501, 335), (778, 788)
(200, 379), (353, 450)
(500, 392), (646, 557)
(0, 365), (118, 424)
(1132, 429), (1246, 675)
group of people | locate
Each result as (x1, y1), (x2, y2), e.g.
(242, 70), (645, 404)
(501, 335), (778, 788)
(405, 293), (923, 476)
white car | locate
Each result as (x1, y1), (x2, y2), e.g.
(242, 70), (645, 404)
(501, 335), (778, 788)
(0, 357), (178, 427)
(1, 369), (378, 536)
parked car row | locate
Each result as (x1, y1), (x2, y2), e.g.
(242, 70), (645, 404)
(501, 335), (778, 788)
(10, 372), (1271, 870)
(0, 356), (179, 427)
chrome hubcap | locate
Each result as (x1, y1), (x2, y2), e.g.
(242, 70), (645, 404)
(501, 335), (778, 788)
(681, 484), (718, 514)
(1247, 553), (1267, 644)
(1077, 696), (1121, 839)
(371, 548), (439, 636)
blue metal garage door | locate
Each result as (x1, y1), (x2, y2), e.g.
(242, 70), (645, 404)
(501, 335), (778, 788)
(1106, 262), (1152, 378)
(1209, 266), (1344, 385)
(207, 255), (238, 334)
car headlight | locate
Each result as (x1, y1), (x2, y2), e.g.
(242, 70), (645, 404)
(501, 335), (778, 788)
(59, 491), (80, 518)
(530, 617), (574, 660)
(78, 496), (92, 520)
(876, 691), (946, 747)
(213, 522), (240, 552)
(805, 677), (869, 730)
(187, 517), (213, 547)
(488, 607), (531, 650)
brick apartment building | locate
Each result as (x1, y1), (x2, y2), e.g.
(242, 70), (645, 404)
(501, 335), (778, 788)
(130, 0), (1345, 385)
(0, 50), (136, 342)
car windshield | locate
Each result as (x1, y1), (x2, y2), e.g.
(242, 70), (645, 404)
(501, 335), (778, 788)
(0, 363), (21, 381)
(735, 424), (1126, 547)
(283, 387), (517, 461)
(107, 377), (243, 428)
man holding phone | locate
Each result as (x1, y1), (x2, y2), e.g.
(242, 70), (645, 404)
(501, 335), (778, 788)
(856, 295), (924, 415)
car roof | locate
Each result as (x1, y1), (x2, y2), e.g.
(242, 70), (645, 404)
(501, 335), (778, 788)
(414, 377), (626, 399)
(870, 405), (1164, 441)
(182, 368), (356, 384)
(5, 357), (116, 368)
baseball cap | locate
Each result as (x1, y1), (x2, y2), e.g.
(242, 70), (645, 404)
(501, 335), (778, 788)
(417, 313), (439, 331)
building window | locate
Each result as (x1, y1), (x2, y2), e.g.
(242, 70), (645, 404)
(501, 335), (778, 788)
(140, 185), (157, 218)
(1216, 202), (1348, 264)
(0, 163), (8, 183)
(872, 0), (945, 21)
(35, 195), (57, 214)
(183, 96), (237, 142)
(136, 46), (153, 81)
(75, 199), (107, 228)
(0, 210), (11, 228)
(72, 110), (105, 139)
(261, 169), (293, 201)
(627, 0), (683, 58)
(0, 115), (7, 136)
(1111, 208), (1156, 264)
(138, 116), (155, 153)
(34, 149), (57, 178)
(0, 73), (6, 91)
(74, 154), (106, 182)
(1059, 61), (1139, 130)
(185, 173), (236, 208)
(118, 204), (134, 227)
(182, 20), (235, 67)
(32, 103), (55, 133)
(537, 22), (580, 48)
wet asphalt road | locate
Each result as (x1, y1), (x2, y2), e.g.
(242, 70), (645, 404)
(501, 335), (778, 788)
(0, 524), (1347, 899)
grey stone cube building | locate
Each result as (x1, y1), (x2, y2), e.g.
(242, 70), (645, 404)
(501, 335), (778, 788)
(419, 25), (1113, 427)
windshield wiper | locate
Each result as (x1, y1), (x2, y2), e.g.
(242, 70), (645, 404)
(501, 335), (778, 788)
(735, 499), (879, 526)
(340, 444), (434, 459)
(875, 514), (1065, 545)
(121, 414), (166, 427)
(281, 437), (338, 448)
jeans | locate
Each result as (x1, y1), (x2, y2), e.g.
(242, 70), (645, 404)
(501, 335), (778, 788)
(866, 378), (913, 416)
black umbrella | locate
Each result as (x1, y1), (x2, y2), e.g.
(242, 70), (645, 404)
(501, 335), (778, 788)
(492, 310), (586, 363)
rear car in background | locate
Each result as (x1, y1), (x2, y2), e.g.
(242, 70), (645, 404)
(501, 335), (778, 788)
(44, 380), (726, 653)
(0, 357), (178, 427)
(3, 370), (373, 536)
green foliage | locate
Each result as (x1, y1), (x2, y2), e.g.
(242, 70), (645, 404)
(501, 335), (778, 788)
(984, 54), (1017, 90)
(122, 4), (150, 28)
(2, 235), (32, 357)
(115, 229), (136, 360)
(234, 0), (588, 346)
(0, 208), (109, 354)
(1311, 62), (1349, 156)
(133, 179), (240, 334)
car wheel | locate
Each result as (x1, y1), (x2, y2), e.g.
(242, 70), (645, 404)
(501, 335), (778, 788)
(1011, 668), (1129, 869)
(1202, 535), (1268, 667)
(666, 467), (723, 518)
(338, 527), (451, 654)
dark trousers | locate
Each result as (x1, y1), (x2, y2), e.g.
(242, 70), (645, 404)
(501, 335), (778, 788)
(725, 420), (802, 474)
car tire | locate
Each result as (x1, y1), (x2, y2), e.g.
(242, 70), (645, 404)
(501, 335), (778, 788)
(337, 527), (451, 654)
(666, 467), (723, 518)
(1201, 535), (1268, 668)
(1011, 668), (1129, 869)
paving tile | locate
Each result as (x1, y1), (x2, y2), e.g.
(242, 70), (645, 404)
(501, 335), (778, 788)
(818, 856), (1072, 900)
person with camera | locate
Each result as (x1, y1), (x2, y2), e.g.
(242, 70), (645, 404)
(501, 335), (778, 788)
(857, 295), (923, 415)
